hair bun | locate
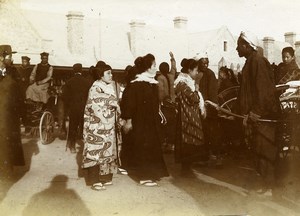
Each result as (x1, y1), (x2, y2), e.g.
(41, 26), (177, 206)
(181, 58), (197, 74)
(181, 58), (188, 68)
(134, 57), (143, 67)
(96, 61), (106, 68)
(133, 54), (155, 74)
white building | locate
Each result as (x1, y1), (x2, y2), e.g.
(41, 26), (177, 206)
(1, 0), (299, 74)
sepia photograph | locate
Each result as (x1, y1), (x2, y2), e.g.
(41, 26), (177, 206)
(0, 0), (300, 215)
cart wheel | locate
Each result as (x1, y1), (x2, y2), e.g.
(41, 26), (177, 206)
(39, 111), (55, 144)
(219, 97), (238, 120)
(220, 97), (237, 111)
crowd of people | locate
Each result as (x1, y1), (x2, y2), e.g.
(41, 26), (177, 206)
(1, 30), (300, 195)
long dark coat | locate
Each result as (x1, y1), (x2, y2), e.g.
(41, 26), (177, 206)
(198, 68), (220, 155)
(238, 51), (280, 119)
(198, 68), (218, 103)
(122, 81), (168, 180)
(62, 74), (91, 141)
(62, 74), (91, 113)
(0, 72), (25, 179)
(237, 51), (280, 183)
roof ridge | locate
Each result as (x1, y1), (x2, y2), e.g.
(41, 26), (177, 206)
(189, 26), (228, 35)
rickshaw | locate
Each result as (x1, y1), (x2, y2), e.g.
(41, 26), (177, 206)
(25, 78), (67, 144)
(208, 81), (300, 157)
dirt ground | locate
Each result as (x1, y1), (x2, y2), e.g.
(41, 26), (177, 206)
(0, 136), (300, 216)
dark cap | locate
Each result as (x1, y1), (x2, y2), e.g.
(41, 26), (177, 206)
(40, 52), (49, 57)
(0, 45), (17, 57)
(73, 63), (82, 72)
(21, 56), (31, 61)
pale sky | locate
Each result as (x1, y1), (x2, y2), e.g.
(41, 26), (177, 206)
(18, 0), (300, 41)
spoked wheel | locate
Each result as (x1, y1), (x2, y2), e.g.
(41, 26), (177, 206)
(39, 111), (55, 144)
(220, 97), (237, 111)
(218, 97), (238, 120)
(218, 86), (239, 119)
(218, 86), (239, 105)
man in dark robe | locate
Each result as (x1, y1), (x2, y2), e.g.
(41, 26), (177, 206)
(63, 63), (91, 153)
(17, 56), (32, 132)
(17, 56), (32, 99)
(196, 54), (221, 165)
(236, 32), (280, 196)
(275, 46), (300, 85)
(0, 45), (25, 182)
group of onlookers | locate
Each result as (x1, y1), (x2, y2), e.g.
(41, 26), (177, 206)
(1, 33), (300, 196)
(77, 49), (232, 190)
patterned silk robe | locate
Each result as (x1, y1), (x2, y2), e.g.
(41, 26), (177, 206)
(174, 73), (205, 163)
(82, 80), (121, 175)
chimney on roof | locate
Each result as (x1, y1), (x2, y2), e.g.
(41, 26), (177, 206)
(295, 41), (300, 66)
(66, 11), (84, 56)
(263, 37), (275, 64)
(284, 32), (296, 47)
(129, 20), (146, 58)
(173, 17), (187, 30)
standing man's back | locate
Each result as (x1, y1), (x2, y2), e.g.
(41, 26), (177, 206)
(63, 63), (91, 153)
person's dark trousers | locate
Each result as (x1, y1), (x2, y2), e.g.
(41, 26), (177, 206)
(67, 108), (84, 148)
(57, 97), (67, 140)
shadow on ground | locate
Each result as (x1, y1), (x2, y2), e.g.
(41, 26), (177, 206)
(0, 137), (39, 203)
(22, 175), (91, 216)
(165, 151), (300, 216)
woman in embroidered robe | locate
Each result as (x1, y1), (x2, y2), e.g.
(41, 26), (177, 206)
(82, 64), (122, 190)
(122, 54), (169, 187)
(174, 58), (206, 175)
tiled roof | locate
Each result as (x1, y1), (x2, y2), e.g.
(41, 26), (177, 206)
(6, 7), (134, 69)
(4, 1), (296, 72)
